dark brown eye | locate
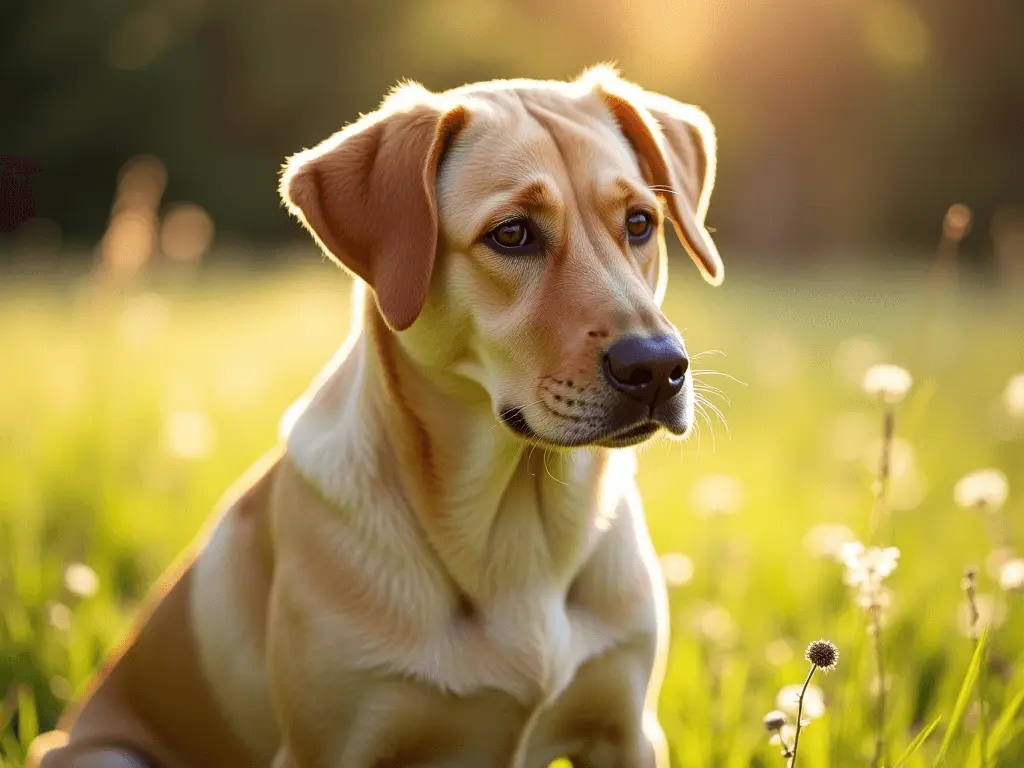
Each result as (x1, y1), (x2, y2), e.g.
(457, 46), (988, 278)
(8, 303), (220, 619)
(626, 211), (653, 243)
(486, 219), (539, 254)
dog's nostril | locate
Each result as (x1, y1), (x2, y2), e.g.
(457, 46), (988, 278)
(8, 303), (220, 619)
(669, 364), (685, 382)
(624, 368), (653, 387)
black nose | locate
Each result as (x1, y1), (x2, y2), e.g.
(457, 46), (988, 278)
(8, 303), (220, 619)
(603, 334), (689, 408)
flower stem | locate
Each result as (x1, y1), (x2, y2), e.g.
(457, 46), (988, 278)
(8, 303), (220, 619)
(964, 574), (987, 768)
(788, 665), (818, 768)
(978, 643), (988, 768)
(869, 405), (895, 545)
(871, 610), (887, 768)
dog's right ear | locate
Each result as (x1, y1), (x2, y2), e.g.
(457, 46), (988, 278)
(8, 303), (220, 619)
(280, 88), (468, 331)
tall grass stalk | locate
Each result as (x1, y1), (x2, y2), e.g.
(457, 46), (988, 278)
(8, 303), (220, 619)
(962, 568), (987, 768)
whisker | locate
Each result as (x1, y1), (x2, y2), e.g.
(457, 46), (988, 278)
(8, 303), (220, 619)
(542, 448), (567, 486)
(696, 394), (731, 441)
(694, 400), (717, 453)
(691, 414), (703, 460)
(693, 382), (732, 405)
(692, 369), (748, 386)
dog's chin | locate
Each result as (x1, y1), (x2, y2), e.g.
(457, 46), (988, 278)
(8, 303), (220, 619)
(498, 406), (687, 449)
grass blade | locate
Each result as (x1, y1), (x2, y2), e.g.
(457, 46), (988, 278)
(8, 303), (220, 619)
(16, 685), (38, 751)
(893, 716), (942, 768)
(935, 628), (988, 766)
(986, 686), (1024, 762)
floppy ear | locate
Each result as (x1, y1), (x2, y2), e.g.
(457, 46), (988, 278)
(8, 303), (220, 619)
(280, 89), (468, 330)
(593, 78), (723, 286)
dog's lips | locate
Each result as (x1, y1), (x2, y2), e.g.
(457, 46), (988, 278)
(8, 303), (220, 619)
(593, 420), (661, 448)
(498, 406), (536, 439)
(498, 401), (675, 449)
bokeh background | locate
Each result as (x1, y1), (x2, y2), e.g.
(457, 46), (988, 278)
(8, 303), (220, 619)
(2, 0), (1024, 264)
(2, 1), (1024, 767)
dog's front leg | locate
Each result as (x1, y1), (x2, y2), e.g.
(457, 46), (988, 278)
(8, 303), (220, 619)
(569, 712), (669, 768)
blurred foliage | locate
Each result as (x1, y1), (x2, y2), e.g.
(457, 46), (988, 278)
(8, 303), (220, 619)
(1, 0), (1023, 259)
(1, 259), (1024, 765)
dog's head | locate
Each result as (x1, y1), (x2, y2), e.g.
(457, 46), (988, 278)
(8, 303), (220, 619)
(281, 66), (722, 449)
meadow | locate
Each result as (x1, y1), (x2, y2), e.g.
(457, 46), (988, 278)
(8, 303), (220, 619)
(1, 253), (1022, 767)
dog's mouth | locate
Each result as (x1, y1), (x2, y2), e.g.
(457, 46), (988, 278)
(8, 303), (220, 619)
(593, 420), (661, 448)
(499, 406), (669, 449)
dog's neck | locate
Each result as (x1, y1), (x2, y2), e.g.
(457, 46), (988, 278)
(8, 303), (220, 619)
(281, 286), (635, 604)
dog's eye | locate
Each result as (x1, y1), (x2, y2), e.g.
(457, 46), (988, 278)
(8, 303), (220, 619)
(626, 211), (654, 243)
(486, 219), (538, 253)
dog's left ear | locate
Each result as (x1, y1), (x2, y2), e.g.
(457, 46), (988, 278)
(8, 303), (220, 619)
(280, 88), (468, 330)
(593, 78), (723, 286)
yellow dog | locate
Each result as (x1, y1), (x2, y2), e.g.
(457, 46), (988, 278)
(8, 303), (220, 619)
(30, 65), (722, 768)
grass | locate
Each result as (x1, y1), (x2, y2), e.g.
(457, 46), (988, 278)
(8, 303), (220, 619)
(1, 254), (1023, 767)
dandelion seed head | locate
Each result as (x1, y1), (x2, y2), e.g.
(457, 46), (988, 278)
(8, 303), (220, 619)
(804, 639), (840, 672)
(998, 558), (1024, 591)
(954, 469), (1009, 511)
(659, 552), (694, 587)
(776, 683), (825, 720)
(763, 710), (788, 732)
(63, 563), (99, 598)
(841, 543), (900, 584)
(861, 364), (913, 403)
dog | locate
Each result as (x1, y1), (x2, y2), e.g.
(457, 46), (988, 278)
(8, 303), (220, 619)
(28, 65), (722, 768)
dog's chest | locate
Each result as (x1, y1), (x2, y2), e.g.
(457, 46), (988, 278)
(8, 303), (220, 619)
(369, 480), (654, 705)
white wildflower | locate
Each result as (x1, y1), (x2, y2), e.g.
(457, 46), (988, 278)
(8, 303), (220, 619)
(998, 558), (1024, 591)
(840, 542), (899, 619)
(63, 563), (99, 598)
(986, 546), (1016, 579)
(862, 364), (913, 404)
(1004, 373), (1024, 418)
(840, 543), (900, 586)
(954, 469), (1009, 511)
(770, 722), (797, 752)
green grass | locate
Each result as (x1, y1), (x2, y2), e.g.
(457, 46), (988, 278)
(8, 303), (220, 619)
(1, 255), (1023, 767)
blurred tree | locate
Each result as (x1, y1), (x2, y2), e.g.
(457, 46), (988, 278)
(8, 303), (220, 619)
(0, 0), (1020, 261)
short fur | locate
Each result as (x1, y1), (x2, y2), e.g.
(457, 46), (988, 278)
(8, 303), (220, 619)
(29, 66), (722, 768)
